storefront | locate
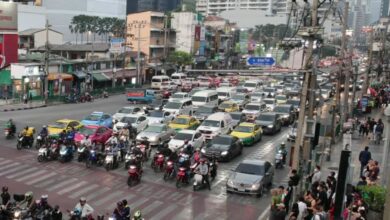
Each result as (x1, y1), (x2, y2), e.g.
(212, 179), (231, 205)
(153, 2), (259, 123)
(0, 70), (12, 99)
(47, 73), (73, 96)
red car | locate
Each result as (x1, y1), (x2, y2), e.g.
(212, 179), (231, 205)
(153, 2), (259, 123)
(74, 125), (112, 146)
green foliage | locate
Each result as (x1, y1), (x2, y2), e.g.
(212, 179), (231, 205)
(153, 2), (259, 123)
(357, 185), (386, 212)
(167, 51), (193, 66)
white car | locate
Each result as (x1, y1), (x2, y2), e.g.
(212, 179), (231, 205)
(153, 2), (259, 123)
(185, 78), (200, 87)
(242, 102), (267, 120)
(147, 110), (173, 125)
(263, 98), (276, 111)
(196, 112), (234, 140)
(112, 107), (145, 122)
(250, 92), (265, 103)
(113, 114), (148, 133)
(169, 92), (189, 101)
(168, 130), (204, 152)
(163, 99), (192, 116)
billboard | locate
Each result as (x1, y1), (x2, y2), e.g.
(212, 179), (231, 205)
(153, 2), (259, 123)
(0, 2), (18, 33)
(110, 38), (124, 54)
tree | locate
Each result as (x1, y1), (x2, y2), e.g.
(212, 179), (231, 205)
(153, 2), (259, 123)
(167, 51), (193, 69)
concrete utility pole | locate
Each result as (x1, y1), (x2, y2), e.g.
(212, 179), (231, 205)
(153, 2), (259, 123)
(44, 19), (50, 104)
(340, 2), (350, 126)
(362, 29), (374, 97)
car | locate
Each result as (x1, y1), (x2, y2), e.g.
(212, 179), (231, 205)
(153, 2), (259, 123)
(74, 125), (112, 146)
(169, 92), (189, 101)
(263, 87), (276, 97)
(229, 112), (247, 128)
(230, 93), (250, 109)
(168, 115), (200, 131)
(48, 119), (83, 136)
(112, 107), (145, 122)
(226, 159), (274, 196)
(185, 77), (200, 87)
(168, 130), (204, 152)
(136, 124), (175, 147)
(287, 122), (297, 142)
(163, 99), (192, 116)
(201, 135), (243, 161)
(275, 95), (287, 105)
(255, 112), (282, 135)
(81, 112), (113, 128)
(263, 98), (276, 111)
(146, 110), (173, 125)
(321, 89), (331, 101)
(274, 85), (285, 94)
(143, 99), (168, 111)
(242, 102), (267, 121)
(250, 91), (265, 103)
(197, 112), (234, 140)
(218, 101), (239, 112)
(113, 114), (148, 133)
(193, 105), (218, 121)
(230, 123), (262, 146)
(189, 87), (209, 97)
(236, 87), (249, 94)
(286, 99), (300, 113)
(243, 80), (262, 93)
(273, 104), (295, 125)
(181, 82), (193, 92)
(197, 76), (215, 88)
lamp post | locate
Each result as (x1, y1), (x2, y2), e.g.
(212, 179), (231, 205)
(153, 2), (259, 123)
(128, 20), (146, 86)
(383, 106), (390, 220)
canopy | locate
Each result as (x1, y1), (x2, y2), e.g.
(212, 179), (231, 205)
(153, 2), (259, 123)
(72, 71), (87, 79)
(92, 72), (110, 82)
(48, 73), (73, 81)
(0, 70), (11, 85)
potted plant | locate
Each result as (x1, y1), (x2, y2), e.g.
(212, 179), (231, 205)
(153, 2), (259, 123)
(358, 185), (386, 219)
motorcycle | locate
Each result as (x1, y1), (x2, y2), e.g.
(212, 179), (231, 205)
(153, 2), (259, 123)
(127, 164), (142, 186)
(86, 149), (102, 168)
(124, 152), (140, 170)
(59, 145), (73, 163)
(16, 135), (33, 150)
(275, 150), (284, 169)
(4, 126), (15, 139)
(104, 149), (119, 171)
(35, 135), (46, 149)
(48, 140), (60, 160)
(163, 160), (175, 181)
(151, 152), (165, 172)
(209, 161), (218, 181)
(137, 142), (151, 162)
(77, 145), (88, 162)
(193, 173), (208, 191)
(37, 146), (50, 162)
(176, 167), (189, 188)
(12, 207), (30, 220)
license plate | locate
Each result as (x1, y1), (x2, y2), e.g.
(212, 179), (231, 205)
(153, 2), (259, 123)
(237, 188), (245, 192)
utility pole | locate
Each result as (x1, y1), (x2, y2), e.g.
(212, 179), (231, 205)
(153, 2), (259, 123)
(44, 19), (50, 105)
(362, 28), (374, 97)
(340, 2), (350, 126)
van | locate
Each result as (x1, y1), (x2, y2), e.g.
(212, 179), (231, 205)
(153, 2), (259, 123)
(196, 112), (234, 140)
(163, 98), (192, 116)
(243, 80), (262, 92)
(151, 75), (170, 90)
(171, 73), (187, 86)
(191, 90), (219, 109)
(216, 87), (237, 101)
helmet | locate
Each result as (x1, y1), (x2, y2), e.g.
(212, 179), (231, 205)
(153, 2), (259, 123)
(80, 197), (87, 203)
(134, 210), (142, 218)
(117, 201), (123, 207)
(281, 142), (285, 146)
(85, 135), (90, 139)
(25, 191), (33, 200)
(2, 186), (8, 192)
(25, 126), (29, 130)
(43, 125), (47, 128)
(41, 195), (48, 201)
(195, 148), (200, 152)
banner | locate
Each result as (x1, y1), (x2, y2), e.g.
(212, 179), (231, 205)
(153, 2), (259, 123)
(110, 38), (124, 54)
(0, 2), (18, 33)
(195, 25), (201, 41)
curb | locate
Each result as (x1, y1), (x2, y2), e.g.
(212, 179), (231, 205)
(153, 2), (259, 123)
(2, 104), (47, 112)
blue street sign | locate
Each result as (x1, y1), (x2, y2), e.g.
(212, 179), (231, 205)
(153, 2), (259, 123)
(246, 57), (275, 66)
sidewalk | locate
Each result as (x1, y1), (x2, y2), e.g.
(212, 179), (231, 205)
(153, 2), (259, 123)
(0, 100), (47, 112)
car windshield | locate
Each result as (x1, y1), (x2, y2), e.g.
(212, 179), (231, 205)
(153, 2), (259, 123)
(173, 117), (189, 125)
(286, 100), (300, 106)
(192, 96), (207, 102)
(165, 102), (182, 109)
(144, 125), (164, 133)
(275, 86), (283, 90)
(236, 163), (264, 175)
(219, 103), (233, 109)
(236, 88), (247, 93)
(274, 106), (290, 113)
(197, 106), (215, 114)
(84, 114), (101, 121)
(264, 99), (275, 104)
(264, 88), (275, 93)
(252, 93), (263, 97)
(50, 122), (67, 129)
(121, 117), (137, 124)
(118, 108), (133, 114)
(171, 76), (181, 80)
(244, 83), (257, 88)
(276, 96), (286, 101)
(234, 125), (253, 133)
(258, 114), (275, 121)
(232, 94), (246, 100)
(245, 105), (260, 111)
(174, 133), (193, 141)
(149, 111), (164, 117)
(210, 136), (231, 147)
(172, 94), (185, 99)
(78, 127), (97, 136)
(218, 92), (228, 97)
(202, 120), (220, 127)
(230, 113), (242, 120)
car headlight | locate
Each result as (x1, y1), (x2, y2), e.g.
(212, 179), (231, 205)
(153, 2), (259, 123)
(227, 180), (234, 187)
(282, 115), (289, 118)
(201, 148), (206, 154)
(316, 97), (320, 101)
(251, 183), (261, 190)
(267, 124), (274, 128)
(221, 151), (228, 156)
(149, 136), (158, 141)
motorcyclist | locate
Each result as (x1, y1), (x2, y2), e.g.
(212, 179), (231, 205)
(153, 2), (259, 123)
(0, 187), (10, 206)
(157, 143), (172, 157)
(168, 150), (179, 176)
(117, 137), (127, 162)
(18, 191), (34, 210)
(278, 142), (288, 164)
(183, 140), (193, 156)
(192, 148), (201, 164)
(122, 200), (130, 220)
(128, 123), (137, 140)
(113, 201), (125, 220)
(208, 157), (218, 181)
(51, 205), (62, 220)
(119, 126), (130, 143)
(30, 195), (52, 217)
(39, 125), (49, 140)
(21, 126), (34, 147)
(66, 127), (76, 147)
(106, 132), (119, 146)
(131, 146), (143, 168)
(81, 135), (92, 149)
(105, 142), (119, 167)
(59, 130), (67, 144)
(74, 197), (94, 219)
(5, 119), (16, 135)
(178, 151), (191, 183)
(196, 158), (211, 190)
(132, 210), (144, 220)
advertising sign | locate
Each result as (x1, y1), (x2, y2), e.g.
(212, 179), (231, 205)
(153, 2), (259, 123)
(194, 25), (201, 41)
(0, 2), (18, 33)
(127, 89), (145, 97)
(110, 38), (124, 54)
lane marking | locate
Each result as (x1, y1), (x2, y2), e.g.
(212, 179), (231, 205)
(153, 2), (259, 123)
(26, 172), (57, 185)
(257, 205), (270, 220)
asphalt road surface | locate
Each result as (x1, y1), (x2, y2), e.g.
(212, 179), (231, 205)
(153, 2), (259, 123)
(0, 94), (292, 220)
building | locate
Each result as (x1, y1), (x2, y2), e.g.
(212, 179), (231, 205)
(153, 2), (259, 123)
(126, 0), (181, 14)
(196, 0), (289, 16)
(171, 12), (199, 54)
(19, 28), (63, 51)
(219, 9), (287, 29)
(381, 0), (390, 17)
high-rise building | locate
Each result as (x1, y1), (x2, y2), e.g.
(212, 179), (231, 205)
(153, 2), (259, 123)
(126, 0), (181, 14)
(381, 0), (390, 17)
(196, 0), (289, 16)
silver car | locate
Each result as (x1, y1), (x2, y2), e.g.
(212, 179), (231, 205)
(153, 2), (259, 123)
(136, 124), (175, 147)
(226, 159), (274, 196)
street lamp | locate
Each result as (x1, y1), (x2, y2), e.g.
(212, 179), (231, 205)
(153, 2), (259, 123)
(383, 106), (390, 220)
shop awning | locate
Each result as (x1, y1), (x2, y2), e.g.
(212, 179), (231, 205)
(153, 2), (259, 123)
(104, 69), (137, 79)
(92, 72), (110, 82)
(72, 71), (87, 79)
(48, 73), (74, 81)
(0, 70), (12, 85)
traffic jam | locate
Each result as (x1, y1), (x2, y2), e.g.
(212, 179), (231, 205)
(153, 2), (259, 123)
(5, 71), (339, 197)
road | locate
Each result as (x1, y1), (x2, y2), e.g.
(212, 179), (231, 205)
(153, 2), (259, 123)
(0, 94), (292, 219)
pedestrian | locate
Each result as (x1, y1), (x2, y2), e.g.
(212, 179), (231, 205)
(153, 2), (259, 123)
(316, 184), (329, 211)
(289, 169), (300, 187)
(29, 93), (32, 104)
(296, 196), (307, 220)
(1, 187), (10, 206)
(375, 119), (384, 144)
(310, 166), (322, 184)
(23, 93), (27, 104)
(273, 204), (287, 220)
(284, 182), (294, 213)
(51, 205), (62, 220)
(358, 146), (371, 177)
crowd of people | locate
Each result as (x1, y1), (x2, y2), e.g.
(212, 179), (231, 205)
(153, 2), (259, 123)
(357, 117), (384, 144)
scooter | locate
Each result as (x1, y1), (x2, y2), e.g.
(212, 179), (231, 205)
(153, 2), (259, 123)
(104, 149), (119, 171)
(127, 165), (142, 186)
(37, 146), (50, 162)
(209, 161), (218, 181)
(59, 145), (73, 163)
(35, 135), (46, 149)
(193, 173), (209, 191)
(77, 145), (88, 162)
(12, 207), (30, 220)
(176, 167), (190, 188)
(275, 150), (284, 169)
(85, 149), (102, 168)
(151, 152), (165, 172)
(4, 127), (15, 139)
(16, 135), (33, 150)
(163, 160), (175, 181)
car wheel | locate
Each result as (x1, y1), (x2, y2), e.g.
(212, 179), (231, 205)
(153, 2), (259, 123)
(256, 185), (264, 197)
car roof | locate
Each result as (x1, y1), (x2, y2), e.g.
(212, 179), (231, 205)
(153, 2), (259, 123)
(276, 104), (292, 108)
(176, 115), (192, 118)
(122, 114), (141, 118)
(263, 98), (276, 101)
(173, 92), (188, 95)
(241, 159), (267, 166)
(230, 112), (243, 115)
(193, 90), (217, 96)
(207, 112), (229, 120)
(216, 134), (233, 139)
(56, 119), (74, 123)
(84, 125), (100, 129)
(247, 102), (264, 105)
(238, 122), (256, 127)
(221, 101), (235, 104)
(91, 111), (104, 115)
(149, 123), (166, 127)
(177, 129), (196, 134)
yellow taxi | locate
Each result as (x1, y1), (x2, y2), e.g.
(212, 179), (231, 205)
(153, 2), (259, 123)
(230, 122), (262, 146)
(218, 101), (239, 112)
(168, 115), (200, 131)
(48, 119), (83, 136)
